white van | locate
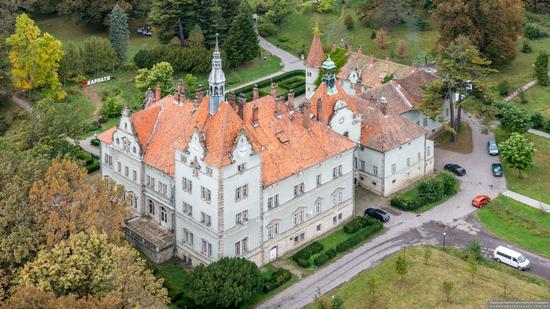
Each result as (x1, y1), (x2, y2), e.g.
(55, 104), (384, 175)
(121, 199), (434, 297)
(493, 246), (530, 270)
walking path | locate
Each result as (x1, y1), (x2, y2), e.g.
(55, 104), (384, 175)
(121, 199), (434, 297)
(528, 128), (550, 139)
(228, 36), (305, 92)
(502, 190), (550, 212)
(503, 71), (550, 102)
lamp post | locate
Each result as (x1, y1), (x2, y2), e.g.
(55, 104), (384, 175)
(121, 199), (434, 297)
(443, 232), (447, 248)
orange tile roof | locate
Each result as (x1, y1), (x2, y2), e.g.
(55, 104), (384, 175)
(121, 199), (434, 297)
(309, 82), (359, 125)
(98, 92), (354, 185)
(305, 34), (325, 68)
(355, 97), (427, 152)
(360, 82), (411, 115)
(97, 126), (116, 144)
(395, 70), (437, 108)
(337, 52), (414, 89)
(242, 96), (355, 186)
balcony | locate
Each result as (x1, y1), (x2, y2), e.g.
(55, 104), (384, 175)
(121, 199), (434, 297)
(123, 217), (175, 263)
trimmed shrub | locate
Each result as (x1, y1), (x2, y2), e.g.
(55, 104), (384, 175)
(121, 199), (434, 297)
(390, 195), (424, 211)
(313, 253), (330, 267)
(496, 80), (510, 96)
(325, 248), (337, 259)
(439, 171), (459, 196)
(86, 161), (100, 173)
(417, 177), (445, 202)
(531, 113), (544, 129)
(343, 217), (363, 234)
(263, 268), (291, 292)
(525, 23), (547, 40)
(292, 241), (324, 267)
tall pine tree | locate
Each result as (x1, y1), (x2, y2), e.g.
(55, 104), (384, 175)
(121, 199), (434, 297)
(109, 5), (130, 63)
(149, 0), (196, 46)
(198, 0), (226, 48)
(225, 6), (259, 67)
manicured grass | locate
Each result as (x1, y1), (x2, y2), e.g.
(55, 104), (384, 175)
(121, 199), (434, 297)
(510, 85), (550, 118)
(477, 195), (550, 258)
(495, 128), (550, 204)
(265, 2), (439, 65)
(226, 52), (282, 89)
(306, 246), (550, 309)
(157, 264), (189, 297)
(435, 122), (473, 154)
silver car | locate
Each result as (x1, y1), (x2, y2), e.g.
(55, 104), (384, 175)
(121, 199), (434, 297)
(488, 140), (499, 156)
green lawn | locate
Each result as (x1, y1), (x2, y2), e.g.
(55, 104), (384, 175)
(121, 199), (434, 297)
(399, 187), (453, 213)
(510, 85), (550, 117)
(435, 122), (473, 154)
(265, 1), (439, 65)
(495, 128), (550, 204)
(241, 264), (299, 309)
(477, 195), (550, 258)
(306, 246), (550, 309)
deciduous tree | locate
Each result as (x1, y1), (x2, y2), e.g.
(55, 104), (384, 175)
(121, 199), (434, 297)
(534, 52), (549, 86)
(189, 257), (263, 308)
(433, 0), (524, 64)
(374, 29), (389, 50)
(29, 159), (130, 248)
(356, 0), (402, 29)
(6, 13), (65, 100)
(108, 5), (130, 63)
(56, 0), (135, 25)
(396, 40), (407, 59)
(395, 254), (410, 284)
(135, 62), (174, 99)
(80, 36), (119, 75)
(500, 133), (536, 178)
(59, 42), (84, 84)
(442, 280), (454, 302)
(500, 104), (532, 133)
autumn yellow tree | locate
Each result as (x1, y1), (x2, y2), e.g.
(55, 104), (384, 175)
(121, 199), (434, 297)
(374, 29), (389, 50)
(6, 13), (65, 100)
(29, 159), (129, 248)
(15, 230), (168, 306)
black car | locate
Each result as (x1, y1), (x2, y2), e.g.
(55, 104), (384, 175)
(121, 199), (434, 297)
(364, 208), (390, 222)
(444, 163), (466, 176)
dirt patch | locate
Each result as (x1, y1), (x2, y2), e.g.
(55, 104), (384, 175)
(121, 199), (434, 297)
(81, 86), (102, 116)
(434, 122), (473, 154)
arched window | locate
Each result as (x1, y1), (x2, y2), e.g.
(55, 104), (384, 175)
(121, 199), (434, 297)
(148, 199), (155, 215)
(160, 206), (167, 223)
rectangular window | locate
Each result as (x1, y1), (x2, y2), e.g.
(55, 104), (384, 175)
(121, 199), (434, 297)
(182, 177), (192, 193)
(315, 200), (321, 213)
(316, 174), (322, 187)
(235, 241), (240, 256)
(117, 162), (121, 172)
(267, 226), (273, 238)
(427, 146), (431, 157)
(391, 164), (397, 174)
(182, 202), (193, 216)
(242, 237), (248, 253)
(243, 184), (248, 199)
(235, 184), (249, 202)
(317, 224), (321, 231)
(332, 165), (343, 179)
(243, 210), (248, 222)
(151, 177), (155, 189)
(235, 212), (241, 225)
(146, 175), (150, 185)
(293, 183), (305, 197)
(208, 243), (212, 257)
(407, 158), (411, 167)
(373, 166), (378, 176)
(333, 216), (337, 225)
(238, 163), (246, 173)
(201, 186), (211, 203)
(267, 194), (280, 209)
(202, 239), (207, 255)
(205, 166), (212, 176)
(132, 170), (137, 181)
(124, 166), (129, 177)
(423, 117), (428, 127)
(183, 229), (194, 245)
(201, 212), (211, 227)
(338, 213), (343, 220)
(360, 160), (366, 171)
(293, 210), (304, 225)
(417, 152), (421, 162)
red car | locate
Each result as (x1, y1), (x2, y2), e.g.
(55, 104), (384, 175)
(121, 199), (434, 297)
(472, 195), (491, 208)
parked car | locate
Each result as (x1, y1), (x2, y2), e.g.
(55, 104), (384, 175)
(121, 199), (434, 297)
(472, 195), (491, 208)
(444, 163), (466, 176)
(488, 140), (499, 156)
(364, 208), (390, 222)
(492, 163), (503, 177)
(494, 246), (530, 270)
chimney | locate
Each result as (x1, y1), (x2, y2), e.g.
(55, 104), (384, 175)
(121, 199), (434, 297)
(354, 83), (362, 95)
(380, 96), (387, 116)
(175, 79), (185, 104)
(155, 83), (161, 102)
(238, 93), (247, 120)
(196, 85), (204, 101)
(357, 46), (363, 54)
(303, 99), (311, 131)
(253, 84), (259, 101)
(275, 95), (284, 118)
(316, 97), (323, 123)
(270, 82), (277, 97)
(227, 92), (237, 111)
(252, 104), (259, 128)
(287, 89), (295, 111)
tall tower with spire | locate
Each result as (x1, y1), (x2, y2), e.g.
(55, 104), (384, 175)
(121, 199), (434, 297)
(208, 33), (225, 114)
(322, 56), (337, 95)
(304, 24), (325, 99)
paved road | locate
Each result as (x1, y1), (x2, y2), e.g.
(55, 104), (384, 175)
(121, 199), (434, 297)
(229, 36), (305, 92)
(257, 115), (546, 309)
(503, 190), (549, 212)
(528, 128), (550, 139)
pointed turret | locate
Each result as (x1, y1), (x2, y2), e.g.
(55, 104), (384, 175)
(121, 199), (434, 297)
(208, 33), (226, 114)
(305, 24), (325, 99)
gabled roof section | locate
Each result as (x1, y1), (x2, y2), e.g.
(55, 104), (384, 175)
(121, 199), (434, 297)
(338, 52), (414, 89)
(395, 69), (437, 108)
(309, 82), (359, 125)
(360, 82), (411, 115)
(97, 126), (116, 144)
(305, 34), (325, 68)
(243, 96), (355, 186)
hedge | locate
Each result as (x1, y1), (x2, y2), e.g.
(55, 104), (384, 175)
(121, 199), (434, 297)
(335, 219), (382, 253)
(86, 161), (100, 173)
(313, 252), (330, 267)
(343, 217), (363, 234)
(291, 241), (324, 267)
(391, 172), (458, 211)
(263, 268), (292, 292)
(234, 70), (305, 101)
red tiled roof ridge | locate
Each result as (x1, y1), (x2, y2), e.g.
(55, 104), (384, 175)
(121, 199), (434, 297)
(305, 34), (325, 68)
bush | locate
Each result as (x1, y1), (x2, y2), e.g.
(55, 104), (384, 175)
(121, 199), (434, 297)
(531, 113), (544, 129)
(500, 104), (532, 133)
(544, 119), (550, 132)
(496, 80), (510, 96)
(417, 177), (444, 202)
(439, 172), (459, 196)
(325, 248), (337, 259)
(390, 195), (424, 211)
(101, 95), (123, 118)
(344, 14), (354, 30)
(335, 221), (382, 253)
(525, 23), (547, 40)
(521, 39), (533, 53)
(133, 45), (221, 73)
(313, 252), (330, 267)
(292, 241), (324, 267)
(90, 138), (100, 146)
(416, 17), (429, 31)
(86, 160), (100, 173)
(343, 217), (363, 234)
(263, 268), (291, 292)
(259, 22), (277, 37)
